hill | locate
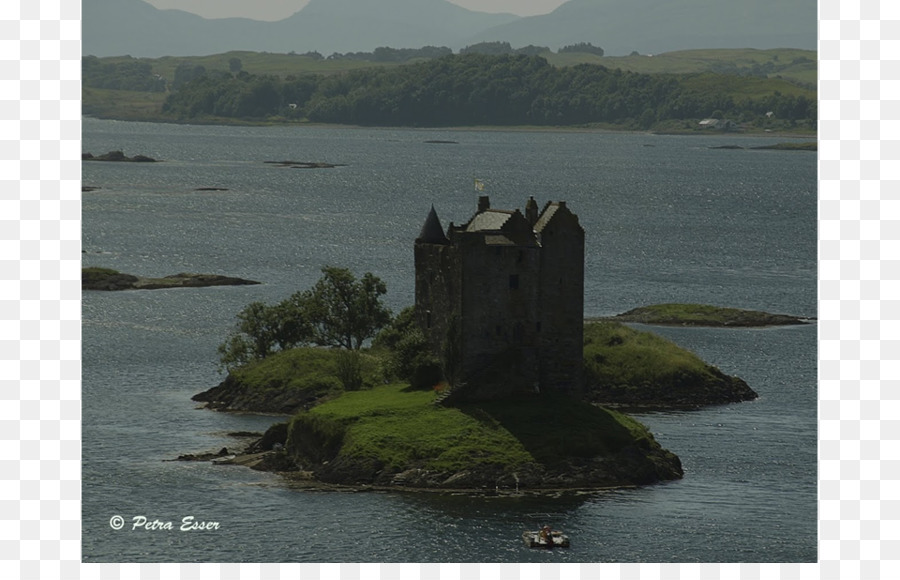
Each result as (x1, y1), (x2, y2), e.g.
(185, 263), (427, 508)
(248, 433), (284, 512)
(468, 0), (816, 56)
(83, 0), (518, 58)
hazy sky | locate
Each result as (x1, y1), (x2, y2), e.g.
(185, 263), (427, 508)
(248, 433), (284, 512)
(142, 0), (568, 20)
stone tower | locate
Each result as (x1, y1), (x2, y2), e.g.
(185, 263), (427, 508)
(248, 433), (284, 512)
(414, 195), (584, 401)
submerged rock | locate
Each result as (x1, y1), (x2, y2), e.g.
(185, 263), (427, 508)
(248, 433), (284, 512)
(264, 160), (346, 169)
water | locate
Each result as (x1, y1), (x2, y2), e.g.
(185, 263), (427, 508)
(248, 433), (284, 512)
(82, 119), (817, 562)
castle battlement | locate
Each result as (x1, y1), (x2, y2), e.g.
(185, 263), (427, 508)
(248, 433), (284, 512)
(414, 195), (584, 401)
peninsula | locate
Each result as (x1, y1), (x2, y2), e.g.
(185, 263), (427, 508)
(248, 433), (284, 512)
(82, 267), (259, 291)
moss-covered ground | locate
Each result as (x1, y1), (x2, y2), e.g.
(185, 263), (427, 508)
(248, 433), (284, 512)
(289, 383), (655, 474)
(582, 321), (757, 407)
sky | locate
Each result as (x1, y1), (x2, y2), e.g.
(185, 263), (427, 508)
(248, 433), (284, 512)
(142, 0), (569, 21)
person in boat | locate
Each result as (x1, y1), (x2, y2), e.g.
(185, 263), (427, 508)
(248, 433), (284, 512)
(539, 525), (553, 547)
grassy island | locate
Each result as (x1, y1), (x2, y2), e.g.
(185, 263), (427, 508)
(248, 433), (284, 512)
(190, 316), (771, 491)
(604, 303), (812, 327)
(82, 267), (259, 291)
(582, 321), (757, 409)
(281, 383), (682, 491)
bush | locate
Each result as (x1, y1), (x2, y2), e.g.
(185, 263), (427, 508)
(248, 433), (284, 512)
(335, 350), (364, 391)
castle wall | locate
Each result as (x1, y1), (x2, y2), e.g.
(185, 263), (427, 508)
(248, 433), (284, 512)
(537, 209), (585, 397)
(414, 197), (585, 402)
(414, 242), (460, 361)
(457, 237), (541, 399)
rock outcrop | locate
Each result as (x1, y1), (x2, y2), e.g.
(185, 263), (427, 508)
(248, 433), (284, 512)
(82, 268), (260, 291)
(82, 150), (158, 162)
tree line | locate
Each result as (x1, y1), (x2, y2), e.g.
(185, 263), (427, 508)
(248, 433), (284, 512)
(160, 53), (815, 128)
(82, 56), (167, 92)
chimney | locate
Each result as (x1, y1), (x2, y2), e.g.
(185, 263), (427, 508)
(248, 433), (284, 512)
(525, 196), (538, 226)
(478, 195), (490, 212)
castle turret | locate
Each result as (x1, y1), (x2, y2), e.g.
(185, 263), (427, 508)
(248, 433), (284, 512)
(417, 205), (449, 244)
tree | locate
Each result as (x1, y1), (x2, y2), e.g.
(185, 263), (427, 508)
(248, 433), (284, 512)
(218, 267), (391, 370)
(295, 267), (391, 350)
(372, 306), (442, 389)
(229, 57), (243, 74)
(217, 300), (311, 369)
(559, 42), (604, 57)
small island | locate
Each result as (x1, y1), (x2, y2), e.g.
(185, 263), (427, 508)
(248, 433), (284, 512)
(184, 202), (768, 494)
(708, 142), (817, 152)
(82, 150), (159, 162)
(191, 353), (685, 493)
(264, 160), (346, 169)
(603, 303), (813, 327)
(82, 267), (260, 291)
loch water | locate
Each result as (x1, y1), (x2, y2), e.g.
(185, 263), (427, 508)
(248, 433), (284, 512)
(81, 118), (817, 563)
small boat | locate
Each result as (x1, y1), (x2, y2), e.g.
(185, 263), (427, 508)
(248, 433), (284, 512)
(522, 529), (570, 549)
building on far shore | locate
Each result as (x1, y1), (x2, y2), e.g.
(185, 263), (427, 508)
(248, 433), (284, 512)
(414, 195), (584, 401)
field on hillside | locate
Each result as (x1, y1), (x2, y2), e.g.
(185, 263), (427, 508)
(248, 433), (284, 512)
(545, 48), (816, 86)
(91, 47), (817, 87)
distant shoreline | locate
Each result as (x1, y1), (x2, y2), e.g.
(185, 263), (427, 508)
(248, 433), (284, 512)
(83, 114), (815, 140)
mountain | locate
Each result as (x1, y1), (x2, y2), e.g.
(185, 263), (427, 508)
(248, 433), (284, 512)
(465, 0), (817, 56)
(83, 0), (519, 57)
(274, 0), (520, 53)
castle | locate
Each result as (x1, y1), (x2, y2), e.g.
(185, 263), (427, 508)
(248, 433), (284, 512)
(414, 195), (584, 401)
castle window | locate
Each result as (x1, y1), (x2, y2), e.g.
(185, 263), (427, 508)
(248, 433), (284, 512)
(426, 311), (432, 328)
(536, 321), (542, 332)
(509, 274), (519, 290)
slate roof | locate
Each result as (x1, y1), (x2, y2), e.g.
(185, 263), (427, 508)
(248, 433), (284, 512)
(465, 209), (514, 232)
(533, 203), (560, 233)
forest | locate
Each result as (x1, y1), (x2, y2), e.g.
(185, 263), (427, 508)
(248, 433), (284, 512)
(86, 52), (816, 129)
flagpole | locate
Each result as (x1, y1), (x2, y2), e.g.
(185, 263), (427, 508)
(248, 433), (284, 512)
(473, 178), (485, 211)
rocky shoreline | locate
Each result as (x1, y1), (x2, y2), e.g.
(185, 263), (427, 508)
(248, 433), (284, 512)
(602, 304), (813, 327)
(585, 365), (758, 411)
(82, 268), (260, 291)
(174, 422), (683, 494)
(191, 373), (322, 415)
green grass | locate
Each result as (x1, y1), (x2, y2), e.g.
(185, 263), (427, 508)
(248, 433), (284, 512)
(81, 87), (169, 120)
(81, 266), (120, 280)
(230, 347), (383, 395)
(583, 321), (712, 388)
(305, 383), (532, 470)
(548, 48), (816, 86)
(294, 383), (655, 472)
(677, 72), (813, 99)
